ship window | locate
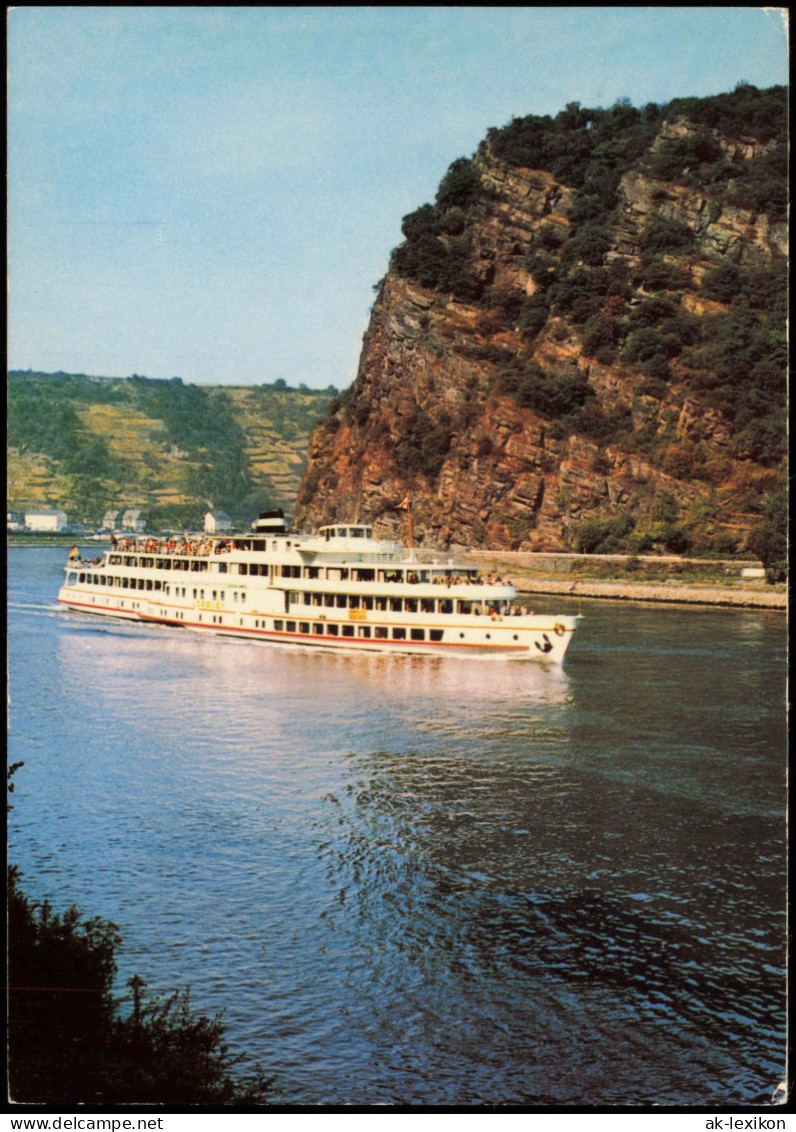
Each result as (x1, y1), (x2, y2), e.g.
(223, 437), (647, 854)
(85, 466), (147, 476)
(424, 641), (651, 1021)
(420, 599), (435, 614)
(410, 629), (425, 642)
(362, 596), (373, 610)
(430, 630), (444, 642)
(358, 626), (371, 639)
(305, 567), (319, 579)
(299, 622), (310, 634)
(404, 598), (418, 613)
(146, 580), (153, 591)
(239, 564), (248, 575)
(286, 621), (296, 632)
(375, 627), (388, 639)
(392, 628), (406, 640)
(323, 594), (335, 607)
(326, 624), (339, 636)
(342, 625), (355, 637)
(218, 563), (227, 573)
(240, 592), (246, 602)
(389, 597), (402, 612)
(439, 600), (453, 615)
(79, 573), (86, 583)
(375, 597), (388, 612)
(336, 595), (347, 608)
(274, 620), (284, 631)
(348, 596), (359, 609)
(314, 623), (324, 635)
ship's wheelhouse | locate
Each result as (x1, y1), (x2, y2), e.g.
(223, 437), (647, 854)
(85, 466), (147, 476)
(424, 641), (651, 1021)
(319, 524), (374, 542)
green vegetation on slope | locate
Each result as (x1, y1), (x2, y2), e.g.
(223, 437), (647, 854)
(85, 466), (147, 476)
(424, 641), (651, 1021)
(8, 371), (339, 528)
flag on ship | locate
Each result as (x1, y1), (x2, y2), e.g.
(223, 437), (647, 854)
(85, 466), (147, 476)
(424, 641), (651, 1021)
(395, 496), (411, 511)
(68, 545), (80, 560)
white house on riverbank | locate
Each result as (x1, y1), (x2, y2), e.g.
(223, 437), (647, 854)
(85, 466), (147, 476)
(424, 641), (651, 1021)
(24, 508), (68, 532)
(204, 510), (232, 534)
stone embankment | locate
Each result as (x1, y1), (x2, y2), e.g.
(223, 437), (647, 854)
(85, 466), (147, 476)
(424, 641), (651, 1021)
(467, 551), (786, 610)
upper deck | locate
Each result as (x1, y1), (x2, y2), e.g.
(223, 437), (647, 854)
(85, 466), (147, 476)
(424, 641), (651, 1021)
(68, 525), (513, 593)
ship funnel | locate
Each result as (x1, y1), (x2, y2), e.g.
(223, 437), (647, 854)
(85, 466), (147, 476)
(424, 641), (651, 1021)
(252, 508), (287, 534)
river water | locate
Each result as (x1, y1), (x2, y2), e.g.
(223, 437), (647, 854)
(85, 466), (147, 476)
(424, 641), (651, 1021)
(7, 546), (788, 1107)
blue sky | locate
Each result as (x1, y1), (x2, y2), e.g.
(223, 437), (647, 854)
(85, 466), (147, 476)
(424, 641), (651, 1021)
(7, 7), (788, 389)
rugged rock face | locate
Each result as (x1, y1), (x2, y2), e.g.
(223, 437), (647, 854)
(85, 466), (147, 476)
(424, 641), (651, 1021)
(296, 91), (786, 554)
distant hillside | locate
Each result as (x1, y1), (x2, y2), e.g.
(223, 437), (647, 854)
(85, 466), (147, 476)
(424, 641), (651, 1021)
(7, 371), (338, 529)
(296, 83), (786, 572)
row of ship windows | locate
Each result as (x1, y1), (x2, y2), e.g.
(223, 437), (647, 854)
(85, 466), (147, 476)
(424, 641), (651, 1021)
(108, 602), (444, 640)
(110, 556), (228, 574)
(106, 557), (476, 585)
(77, 574), (244, 602)
(74, 576), (506, 616)
(85, 598), (513, 643)
(268, 620), (445, 642)
(290, 592), (507, 616)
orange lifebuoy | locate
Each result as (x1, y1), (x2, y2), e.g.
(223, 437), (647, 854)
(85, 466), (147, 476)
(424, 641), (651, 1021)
(554, 622), (566, 637)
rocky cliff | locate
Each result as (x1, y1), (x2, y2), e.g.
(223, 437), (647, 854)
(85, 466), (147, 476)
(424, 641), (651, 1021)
(296, 85), (786, 556)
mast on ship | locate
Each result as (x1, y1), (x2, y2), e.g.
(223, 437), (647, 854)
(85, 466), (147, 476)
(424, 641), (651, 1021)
(396, 496), (414, 562)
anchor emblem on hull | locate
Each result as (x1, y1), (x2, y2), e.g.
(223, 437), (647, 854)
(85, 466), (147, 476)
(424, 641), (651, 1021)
(534, 633), (554, 654)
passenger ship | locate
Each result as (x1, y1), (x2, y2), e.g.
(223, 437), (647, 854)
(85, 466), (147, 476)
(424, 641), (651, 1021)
(57, 511), (581, 663)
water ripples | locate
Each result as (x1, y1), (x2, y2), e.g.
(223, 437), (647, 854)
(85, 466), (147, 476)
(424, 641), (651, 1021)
(7, 549), (788, 1105)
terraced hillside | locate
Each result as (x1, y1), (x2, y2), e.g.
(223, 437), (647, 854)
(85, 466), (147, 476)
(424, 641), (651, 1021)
(8, 371), (338, 529)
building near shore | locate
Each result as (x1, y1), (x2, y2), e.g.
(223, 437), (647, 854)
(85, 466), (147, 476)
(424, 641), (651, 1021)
(24, 508), (68, 532)
(121, 508), (146, 532)
(204, 510), (232, 534)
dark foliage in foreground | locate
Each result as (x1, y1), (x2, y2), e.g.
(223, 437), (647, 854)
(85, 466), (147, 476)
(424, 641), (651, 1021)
(7, 860), (272, 1106)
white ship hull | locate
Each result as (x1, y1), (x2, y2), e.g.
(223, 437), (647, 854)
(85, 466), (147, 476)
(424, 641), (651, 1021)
(58, 523), (581, 664)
